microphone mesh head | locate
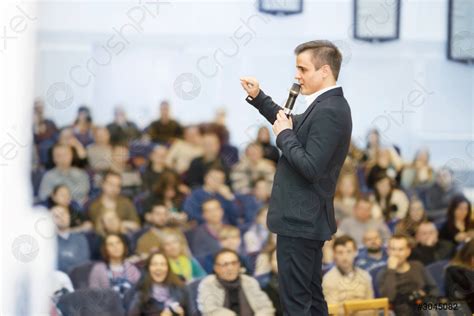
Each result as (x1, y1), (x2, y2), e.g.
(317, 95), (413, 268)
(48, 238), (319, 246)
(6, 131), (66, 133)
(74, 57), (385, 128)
(290, 83), (301, 96)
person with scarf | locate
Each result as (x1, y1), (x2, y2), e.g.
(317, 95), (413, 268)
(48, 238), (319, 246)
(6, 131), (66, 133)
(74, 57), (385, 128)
(197, 248), (275, 316)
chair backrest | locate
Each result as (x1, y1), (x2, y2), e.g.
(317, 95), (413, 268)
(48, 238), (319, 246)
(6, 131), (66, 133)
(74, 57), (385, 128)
(57, 288), (125, 316)
(328, 303), (339, 316)
(426, 259), (449, 297)
(67, 261), (96, 290)
(343, 297), (389, 316)
(187, 277), (203, 316)
(369, 264), (386, 298)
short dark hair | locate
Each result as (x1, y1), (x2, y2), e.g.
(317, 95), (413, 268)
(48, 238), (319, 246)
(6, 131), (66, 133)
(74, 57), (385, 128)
(202, 197), (221, 211)
(389, 233), (412, 248)
(333, 235), (357, 250)
(294, 40), (342, 80)
(213, 248), (240, 265)
(103, 170), (122, 182)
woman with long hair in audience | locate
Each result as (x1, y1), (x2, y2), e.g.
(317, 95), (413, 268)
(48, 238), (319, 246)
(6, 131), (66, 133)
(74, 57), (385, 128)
(370, 172), (409, 222)
(400, 147), (434, 191)
(366, 147), (404, 189)
(440, 195), (474, 245)
(445, 239), (474, 311)
(333, 172), (360, 222)
(256, 126), (279, 164)
(73, 105), (95, 147)
(394, 196), (428, 237)
(89, 233), (141, 297)
(127, 252), (188, 316)
(44, 184), (92, 232)
(160, 228), (206, 282)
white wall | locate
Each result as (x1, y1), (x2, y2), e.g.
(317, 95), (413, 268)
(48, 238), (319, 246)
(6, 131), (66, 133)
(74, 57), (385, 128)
(34, 0), (474, 168)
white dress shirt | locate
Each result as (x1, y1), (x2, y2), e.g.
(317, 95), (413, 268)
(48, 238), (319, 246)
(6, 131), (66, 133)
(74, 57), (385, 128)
(304, 85), (339, 107)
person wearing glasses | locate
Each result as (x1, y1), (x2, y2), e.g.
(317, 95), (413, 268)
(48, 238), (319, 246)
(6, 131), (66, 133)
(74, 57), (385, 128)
(197, 248), (275, 315)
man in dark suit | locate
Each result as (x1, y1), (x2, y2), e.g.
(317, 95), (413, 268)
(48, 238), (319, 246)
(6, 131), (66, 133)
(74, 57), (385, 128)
(240, 40), (352, 315)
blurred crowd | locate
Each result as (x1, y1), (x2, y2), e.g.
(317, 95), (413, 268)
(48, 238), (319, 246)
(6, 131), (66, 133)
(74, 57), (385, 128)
(32, 98), (473, 315)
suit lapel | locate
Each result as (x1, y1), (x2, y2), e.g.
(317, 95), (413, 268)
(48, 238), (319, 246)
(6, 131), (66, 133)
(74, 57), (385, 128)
(294, 87), (344, 134)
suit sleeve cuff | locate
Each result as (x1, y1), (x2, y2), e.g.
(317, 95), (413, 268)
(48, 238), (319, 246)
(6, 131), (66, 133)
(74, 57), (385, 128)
(276, 128), (293, 149)
(245, 90), (265, 106)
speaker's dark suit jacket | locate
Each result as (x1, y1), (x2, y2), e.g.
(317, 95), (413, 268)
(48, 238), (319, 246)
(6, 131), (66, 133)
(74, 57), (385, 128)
(246, 87), (352, 241)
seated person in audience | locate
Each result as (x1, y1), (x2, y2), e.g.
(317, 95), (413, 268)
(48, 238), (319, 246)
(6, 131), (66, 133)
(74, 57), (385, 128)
(136, 204), (170, 256)
(142, 171), (188, 224)
(165, 125), (204, 175)
(260, 249), (282, 316)
(88, 209), (133, 261)
(355, 229), (388, 273)
(86, 126), (113, 173)
(253, 234), (277, 276)
(73, 106), (95, 147)
(422, 167), (463, 220)
(108, 144), (142, 197)
(52, 205), (90, 273)
(146, 100), (183, 144)
(410, 221), (455, 265)
(256, 126), (279, 164)
(444, 239), (474, 312)
(203, 226), (253, 275)
(141, 144), (171, 192)
(244, 206), (270, 254)
(189, 198), (233, 258)
(127, 252), (188, 316)
(160, 228), (206, 282)
(89, 234), (141, 297)
(45, 127), (88, 170)
(400, 148), (434, 191)
(366, 147), (403, 189)
(200, 120), (239, 169)
(184, 132), (230, 188)
(253, 178), (271, 205)
(39, 144), (90, 205)
(33, 98), (58, 146)
(197, 248), (275, 315)
(42, 184), (91, 233)
(370, 173), (409, 221)
(338, 196), (391, 245)
(394, 196), (427, 237)
(439, 195), (474, 246)
(88, 170), (140, 233)
(183, 167), (238, 225)
(333, 172), (360, 223)
(323, 235), (374, 315)
(106, 106), (141, 145)
(377, 234), (439, 316)
(230, 142), (275, 195)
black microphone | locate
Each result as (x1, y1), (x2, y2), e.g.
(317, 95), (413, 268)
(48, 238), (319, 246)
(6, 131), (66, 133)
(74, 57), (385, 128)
(283, 83), (301, 117)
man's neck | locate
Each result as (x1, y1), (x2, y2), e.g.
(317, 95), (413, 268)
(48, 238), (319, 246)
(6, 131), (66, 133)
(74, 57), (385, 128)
(396, 261), (410, 273)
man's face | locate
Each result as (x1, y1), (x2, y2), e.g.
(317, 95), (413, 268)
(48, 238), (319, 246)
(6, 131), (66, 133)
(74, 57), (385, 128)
(202, 134), (220, 158)
(102, 174), (122, 198)
(333, 242), (357, 272)
(51, 205), (71, 230)
(354, 200), (372, 222)
(150, 146), (168, 165)
(295, 50), (325, 95)
(214, 252), (241, 282)
(416, 223), (438, 246)
(388, 238), (411, 265)
(204, 170), (225, 191)
(53, 146), (73, 169)
(147, 205), (169, 228)
(363, 230), (383, 252)
(219, 233), (241, 251)
(202, 200), (224, 225)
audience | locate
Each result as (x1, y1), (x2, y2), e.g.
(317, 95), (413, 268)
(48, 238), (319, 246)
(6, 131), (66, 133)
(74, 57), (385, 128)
(52, 205), (90, 273)
(259, 248), (282, 316)
(323, 235), (374, 315)
(231, 142), (275, 194)
(370, 173), (409, 221)
(146, 100), (183, 144)
(444, 239), (474, 312)
(439, 195), (474, 246)
(377, 234), (439, 316)
(244, 206), (270, 254)
(109, 145), (142, 197)
(89, 234), (141, 297)
(338, 196), (391, 245)
(106, 106), (141, 145)
(333, 172), (361, 222)
(39, 144), (90, 204)
(410, 221), (455, 265)
(140, 145), (171, 192)
(394, 196), (427, 237)
(160, 228), (206, 282)
(355, 229), (388, 273)
(127, 252), (188, 315)
(165, 125), (204, 175)
(197, 248), (275, 315)
(256, 126), (279, 164)
(400, 148), (434, 191)
(366, 147), (403, 189)
(88, 170), (140, 233)
(86, 126), (113, 173)
(72, 106), (95, 147)
(135, 204), (170, 256)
